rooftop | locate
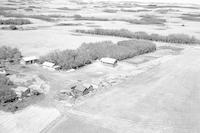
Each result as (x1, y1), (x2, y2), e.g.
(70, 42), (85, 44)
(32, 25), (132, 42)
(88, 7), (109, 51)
(22, 56), (38, 62)
(100, 57), (117, 64)
(43, 61), (55, 68)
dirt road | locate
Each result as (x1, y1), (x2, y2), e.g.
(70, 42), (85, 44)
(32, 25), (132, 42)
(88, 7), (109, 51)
(48, 46), (200, 133)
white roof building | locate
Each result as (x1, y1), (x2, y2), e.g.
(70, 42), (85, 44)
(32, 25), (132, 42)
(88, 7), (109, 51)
(21, 56), (39, 65)
(42, 61), (55, 68)
(22, 56), (38, 62)
(42, 61), (61, 70)
(100, 57), (118, 65)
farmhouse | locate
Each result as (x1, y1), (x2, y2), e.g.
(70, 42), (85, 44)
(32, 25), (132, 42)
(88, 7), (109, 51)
(20, 56), (38, 65)
(100, 57), (118, 66)
(42, 61), (61, 71)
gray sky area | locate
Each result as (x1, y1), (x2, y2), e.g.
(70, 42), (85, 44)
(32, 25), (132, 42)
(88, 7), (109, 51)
(84, 0), (200, 5)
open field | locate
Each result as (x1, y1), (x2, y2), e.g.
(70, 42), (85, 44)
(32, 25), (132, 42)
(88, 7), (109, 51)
(0, 0), (200, 133)
(0, 0), (200, 56)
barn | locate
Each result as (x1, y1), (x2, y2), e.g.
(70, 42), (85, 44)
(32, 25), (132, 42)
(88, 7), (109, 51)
(20, 56), (38, 65)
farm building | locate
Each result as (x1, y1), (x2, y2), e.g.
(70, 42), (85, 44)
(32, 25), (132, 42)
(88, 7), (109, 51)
(42, 61), (61, 71)
(20, 56), (38, 65)
(100, 57), (118, 66)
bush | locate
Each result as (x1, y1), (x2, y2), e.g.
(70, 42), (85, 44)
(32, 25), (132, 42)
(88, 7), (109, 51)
(76, 29), (200, 44)
(0, 46), (22, 63)
(0, 19), (31, 25)
(40, 40), (156, 70)
(0, 75), (17, 104)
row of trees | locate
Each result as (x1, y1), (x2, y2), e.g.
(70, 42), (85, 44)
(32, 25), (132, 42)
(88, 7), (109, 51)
(40, 40), (156, 70)
(0, 19), (31, 25)
(76, 29), (200, 44)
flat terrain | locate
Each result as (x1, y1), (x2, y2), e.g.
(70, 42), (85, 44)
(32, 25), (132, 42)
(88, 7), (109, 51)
(47, 45), (200, 133)
(0, 0), (200, 133)
(0, 0), (200, 55)
(1, 43), (200, 133)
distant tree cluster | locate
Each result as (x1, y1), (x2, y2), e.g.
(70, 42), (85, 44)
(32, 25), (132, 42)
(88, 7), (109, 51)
(76, 29), (200, 44)
(40, 40), (156, 70)
(0, 46), (22, 63)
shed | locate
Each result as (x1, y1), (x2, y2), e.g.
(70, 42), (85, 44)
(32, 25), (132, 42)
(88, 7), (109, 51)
(20, 56), (38, 65)
(100, 57), (118, 66)
(43, 61), (55, 68)
(42, 61), (61, 71)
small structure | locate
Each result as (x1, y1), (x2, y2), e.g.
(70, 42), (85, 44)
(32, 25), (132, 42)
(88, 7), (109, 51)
(100, 57), (118, 66)
(13, 87), (30, 98)
(70, 84), (94, 98)
(42, 61), (61, 71)
(20, 56), (38, 65)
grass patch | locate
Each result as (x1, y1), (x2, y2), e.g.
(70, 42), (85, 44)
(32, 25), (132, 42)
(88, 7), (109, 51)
(73, 14), (110, 21)
(0, 19), (31, 25)
(76, 29), (200, 44)
(179, 13), (200, 22)
(56, 23), (82, 26)
(40, 40), (156, 70)
(1, 25), (19, 30)
(57, 7), (80, 11)
(158, 46), (184, 52)
(72, 14), (166, 25)
(103, 9), (118, 13)
(121, 9), (151, 12)
(145, 4), (199, 9)
(0, 6), (17, 11)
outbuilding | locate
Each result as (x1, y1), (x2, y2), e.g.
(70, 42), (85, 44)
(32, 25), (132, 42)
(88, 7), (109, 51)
(100, 57), (118, 66)
(42, 61), (61, 71)
(20, 56), (38, 65)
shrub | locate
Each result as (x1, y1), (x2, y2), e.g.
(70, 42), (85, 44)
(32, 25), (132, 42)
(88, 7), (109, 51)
(0, 19), (31, 25)
(0, 75), (17, 104)
(76, 29), (200, 44)
(40, 40), (156, 70)
(0, 46), (22, 63)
